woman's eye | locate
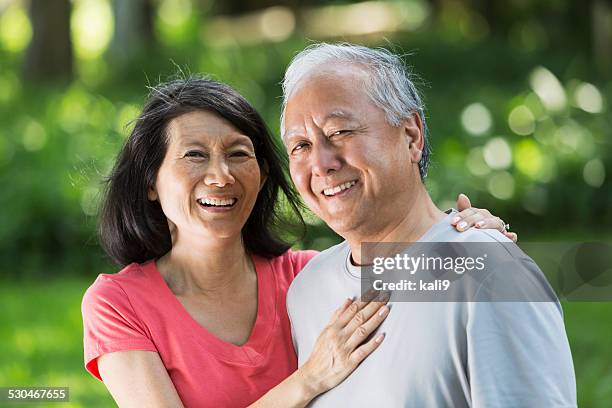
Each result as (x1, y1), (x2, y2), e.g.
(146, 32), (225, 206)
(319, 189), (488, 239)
(184, 151), (205, 158)
(229, 151), (250, 158)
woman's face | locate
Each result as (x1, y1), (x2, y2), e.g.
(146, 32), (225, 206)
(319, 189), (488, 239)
(148, 110), (264, 242)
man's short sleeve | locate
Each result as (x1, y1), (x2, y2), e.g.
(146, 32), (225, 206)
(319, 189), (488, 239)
(467, 257), (577, 407)
(81, 276), (157, 381)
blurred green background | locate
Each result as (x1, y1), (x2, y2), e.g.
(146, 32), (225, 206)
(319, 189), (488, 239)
(0, 0), (610, 406)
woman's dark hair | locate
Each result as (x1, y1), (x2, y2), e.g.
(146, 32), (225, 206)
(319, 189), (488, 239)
(99, 75), (305, 266)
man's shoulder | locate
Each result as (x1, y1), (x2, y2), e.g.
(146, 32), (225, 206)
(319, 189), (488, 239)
(434, 222), (511, 244)
(444, 229), (557, 302)
(288, 241), (349, 296)
(433, 224), (531, 259)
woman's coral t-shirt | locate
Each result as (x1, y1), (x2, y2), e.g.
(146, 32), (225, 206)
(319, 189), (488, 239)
(81, 250), (318, 407)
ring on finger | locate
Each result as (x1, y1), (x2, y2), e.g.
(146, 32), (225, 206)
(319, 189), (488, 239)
(498, 218), (509, 232)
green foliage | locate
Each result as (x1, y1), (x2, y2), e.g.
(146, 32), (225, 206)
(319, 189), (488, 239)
(1, 30), (610, 273)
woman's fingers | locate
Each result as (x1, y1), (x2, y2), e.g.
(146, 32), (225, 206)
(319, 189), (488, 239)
(329, 297), (354, 322)
(452, 207), (490, 231)
(333, 289), (384, 328)
(464, 211), (500, 231)
(504, 231), (518, 242)
(472, 216), (505, 231)
(345, 304), (389, 350)
(456, 193), (472, 212)
(342, 292), (388, 330)
(349, 332), (386, 366)
(451, 208), (519, 242)
(332, 297), (368, 328)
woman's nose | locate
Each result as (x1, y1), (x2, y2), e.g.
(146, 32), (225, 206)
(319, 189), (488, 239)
(204, 157), (235, 187)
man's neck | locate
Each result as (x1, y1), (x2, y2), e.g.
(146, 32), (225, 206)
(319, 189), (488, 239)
(347, 187), (446, 265)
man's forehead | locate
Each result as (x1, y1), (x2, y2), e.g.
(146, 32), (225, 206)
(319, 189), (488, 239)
(282, 67), (373, 139)
(301, 66), (366, 92)
(284, 72), (368, 115)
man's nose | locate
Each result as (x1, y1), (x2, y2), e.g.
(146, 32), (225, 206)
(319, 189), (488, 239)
(204, 156), (235, 187)
(310, 140), (342, 177)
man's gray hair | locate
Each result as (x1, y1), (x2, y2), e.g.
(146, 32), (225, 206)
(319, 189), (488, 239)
(281, 43), (431, 179)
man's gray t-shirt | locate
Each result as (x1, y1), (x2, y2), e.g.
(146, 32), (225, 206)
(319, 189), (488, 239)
(287, 211), (576, 407)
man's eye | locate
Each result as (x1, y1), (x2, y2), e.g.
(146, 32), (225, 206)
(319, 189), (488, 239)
(291, 142), (309, 154)
(330, 130), (349, 137)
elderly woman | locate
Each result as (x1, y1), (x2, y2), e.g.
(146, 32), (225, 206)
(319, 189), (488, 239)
(82, 76), (514, 407)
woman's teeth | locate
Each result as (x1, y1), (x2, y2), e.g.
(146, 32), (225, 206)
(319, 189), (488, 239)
(198, 198), (237, 207)
(323, 180), (356, 196)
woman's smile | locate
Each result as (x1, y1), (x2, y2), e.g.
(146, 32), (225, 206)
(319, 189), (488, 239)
(196, 196), (239, 213)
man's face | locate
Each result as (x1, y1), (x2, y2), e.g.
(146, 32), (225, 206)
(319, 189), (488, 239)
(283, 67), (422, 237)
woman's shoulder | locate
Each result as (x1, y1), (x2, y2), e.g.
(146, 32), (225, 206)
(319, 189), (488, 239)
(262, 249), (319, 280)
(287, 248), (319, 267)
(82, 261), (156, 310)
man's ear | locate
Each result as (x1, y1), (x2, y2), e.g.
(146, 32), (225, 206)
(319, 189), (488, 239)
(148, 186), (158, 201)
(402, 112), (424, 163)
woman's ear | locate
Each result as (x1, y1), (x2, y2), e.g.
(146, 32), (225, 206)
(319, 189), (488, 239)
(402, 112), (424, 163)
(259, 161), (269, 191)
(148, 186), (158, 201)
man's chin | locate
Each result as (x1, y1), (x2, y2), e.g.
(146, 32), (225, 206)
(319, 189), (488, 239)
(321, 214), (362, 237)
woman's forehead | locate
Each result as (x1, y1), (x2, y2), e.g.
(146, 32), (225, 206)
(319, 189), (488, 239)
(166, 110), (253, 147)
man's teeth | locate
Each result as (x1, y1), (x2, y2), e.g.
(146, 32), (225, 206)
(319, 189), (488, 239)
(323, 180), (356, 196)
(199, 198), (237, 206)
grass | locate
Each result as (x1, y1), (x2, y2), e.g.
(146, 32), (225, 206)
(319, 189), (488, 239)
(0, 277), (113, 407)
(0, 275), (610, 407)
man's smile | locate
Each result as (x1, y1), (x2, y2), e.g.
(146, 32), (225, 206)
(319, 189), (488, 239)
(321, 179), (358, 197)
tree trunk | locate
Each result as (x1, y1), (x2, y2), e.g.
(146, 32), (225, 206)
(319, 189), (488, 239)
(23, 0), (73, 82)
(592, 0), (612, 77)
(109, 0), (156, 65)
(214, 0), (300, 15)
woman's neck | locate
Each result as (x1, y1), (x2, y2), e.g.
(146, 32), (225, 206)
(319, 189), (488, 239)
(157, 233), (253, 297)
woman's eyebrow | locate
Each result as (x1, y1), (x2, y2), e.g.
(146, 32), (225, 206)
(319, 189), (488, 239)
(178, 138), (206, 148)
(225, 134), (254, 148)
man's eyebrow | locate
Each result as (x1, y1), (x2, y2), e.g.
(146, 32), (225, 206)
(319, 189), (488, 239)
(323, 110), (356, 122)
(282, 131), (300, 145)
(282, 127), (304, 143)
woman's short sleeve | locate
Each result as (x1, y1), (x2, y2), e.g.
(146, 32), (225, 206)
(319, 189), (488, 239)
(81, 276), (157, 381)
(289, 249), (319, 278)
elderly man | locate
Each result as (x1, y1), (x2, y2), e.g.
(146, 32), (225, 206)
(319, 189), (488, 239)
(282, 44), (576, 407)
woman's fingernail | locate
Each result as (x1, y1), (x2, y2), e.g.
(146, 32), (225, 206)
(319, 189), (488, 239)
(375, 333), (385, 343)
(451, 216), (461, 224)
(378, 306), (389, 316)
(476, 221), (485, 228)
(457, 221), (467, 230)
